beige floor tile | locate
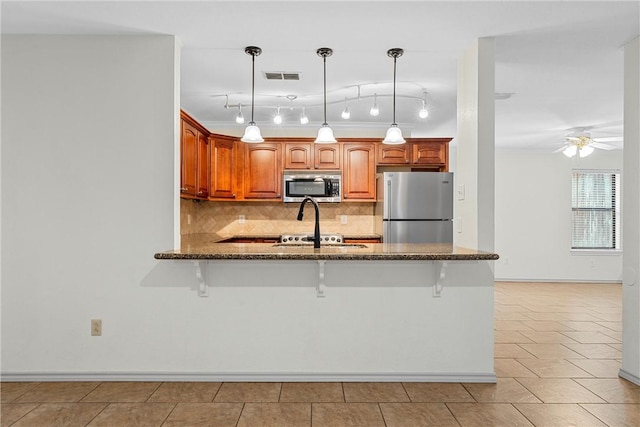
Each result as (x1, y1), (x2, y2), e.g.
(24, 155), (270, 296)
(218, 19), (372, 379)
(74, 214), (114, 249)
(162, 402), (242, 427)
(563, 343), (622, 359)
(517, 343), (585, 359)
(147, 382), (220, 402)
(343, 382), (409, 402)
(214, 382), (282, 403)
(518, 331), (578, 343)
(495, 304), (530, 313)
(463, 378), (541, 403)
(588, 312), (622, 322)
(15, 382), (100, 403)
(575, 378), (640, 403)
(514, 403), (607, 426)
(515, 378), (606, 403)
(608, 343), (623, 351)
(446, 402), (533, 426)
(561, 331), (621, 344)
(81, 382), (160, 403)
(515, 358), (592, 378)
(568, 359), (622, 378)
(0, 383), (39, 403)
(522, 312), (602, 321)
(237, 403), (310, 427)
(495, 312), (532, 321)
(403, 383), (474, 403)
(10, 403), (107, 427)
(581, 403), (640, 427)
(494, 330), (534, 344)
(0, 403), (38, 427)
(494, 320), (534, 331)
(280, 382), (343, 402)
(520, 320), (573, 331)
(311, 402), (385, 427)
(494, 359), (538, 378)
(86, 402), (174, 427)
(561, 321), (614, 332)
(494, 344), (536, 359)
(379, 402), (459, 427)
(596, 321), (622, 331)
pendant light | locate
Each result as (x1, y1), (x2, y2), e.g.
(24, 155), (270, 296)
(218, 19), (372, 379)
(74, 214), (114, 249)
(382, 48), (406, 145)
(314, 47), (337, 144)
(241, 46), (264, 143)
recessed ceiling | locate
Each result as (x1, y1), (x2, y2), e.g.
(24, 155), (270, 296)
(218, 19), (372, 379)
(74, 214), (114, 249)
(2, 1), (638, 150)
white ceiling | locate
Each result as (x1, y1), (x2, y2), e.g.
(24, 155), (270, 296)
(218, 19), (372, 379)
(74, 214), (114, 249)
(2, 1), (638, 150)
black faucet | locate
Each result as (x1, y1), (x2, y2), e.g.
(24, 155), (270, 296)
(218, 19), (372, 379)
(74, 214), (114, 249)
(297, 196), (321, 248)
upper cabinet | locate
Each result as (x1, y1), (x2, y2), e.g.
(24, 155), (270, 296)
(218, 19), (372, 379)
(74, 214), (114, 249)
(342, 141), (376, 200)
(180, 111), (209, 199)
(376, 138), (450, 171)
(209, 134), (237, 200)
(243, 143), (282, 199)
(284, 141), (340, 170)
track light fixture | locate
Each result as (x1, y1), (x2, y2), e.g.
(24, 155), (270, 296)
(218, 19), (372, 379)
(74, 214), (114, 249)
(314, 47), (337, 144)
(241, 46), (264, 143)
(235, 105), (245, 124)
(382, 48), (406, 145)
(300, 106), (309, 124)
(369, 93), (380, 116)
(273, 106), (282, 124)
(418, 91), (429, 119)
(341, 98), (351, 120)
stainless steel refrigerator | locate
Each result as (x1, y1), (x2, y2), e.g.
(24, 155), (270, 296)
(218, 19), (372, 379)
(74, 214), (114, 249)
(375, 172), (454, 243)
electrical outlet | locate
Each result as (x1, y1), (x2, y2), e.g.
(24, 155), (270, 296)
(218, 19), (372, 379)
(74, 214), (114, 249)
(91, 319), (102, 336)
(341, 215), (347, 224)
(456, 217), (463, 233)
(239, 214), (245, 224)
(187, 214), (192, 225)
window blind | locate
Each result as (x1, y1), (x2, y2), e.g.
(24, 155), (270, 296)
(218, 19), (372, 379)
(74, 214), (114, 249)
(571, 171), (619, 250)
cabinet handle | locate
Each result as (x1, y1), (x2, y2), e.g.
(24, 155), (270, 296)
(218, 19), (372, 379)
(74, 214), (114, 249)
(232, 193), (236, 198)
(180, 187), (188, 192)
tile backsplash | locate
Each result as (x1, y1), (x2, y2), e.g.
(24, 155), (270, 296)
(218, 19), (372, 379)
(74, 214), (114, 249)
(181, 199), (376, 236)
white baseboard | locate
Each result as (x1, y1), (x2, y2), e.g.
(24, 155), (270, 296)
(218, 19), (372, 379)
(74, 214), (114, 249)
(0, 371), (497, 383)
(494, 278), (622, 284)
(619, 369), (640, 386)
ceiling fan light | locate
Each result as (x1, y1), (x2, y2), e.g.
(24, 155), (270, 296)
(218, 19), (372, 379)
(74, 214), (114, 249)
(382, 124), (406, 145)
(315, 123), (337, 143)
(579, 145), (595, 157)
(241, 122), (264, 143)
(563, 145), (577, 157)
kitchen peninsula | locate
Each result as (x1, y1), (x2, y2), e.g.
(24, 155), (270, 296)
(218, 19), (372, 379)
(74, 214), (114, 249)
(153, 237), (499, 382)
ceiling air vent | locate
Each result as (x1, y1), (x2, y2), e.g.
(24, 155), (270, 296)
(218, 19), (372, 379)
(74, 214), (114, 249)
(264, 72), (301, 81)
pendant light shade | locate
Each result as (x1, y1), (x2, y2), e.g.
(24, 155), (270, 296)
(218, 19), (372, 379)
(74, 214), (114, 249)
(383, 48), (406, 145)
(241, 46), (264, 143)
(315, 47), (337, 144)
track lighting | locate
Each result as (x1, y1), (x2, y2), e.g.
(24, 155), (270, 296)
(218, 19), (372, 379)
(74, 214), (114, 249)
(369, 93), (379, 116)
(300, 106), (309, 124)
(314, 47), (337, 144)
(241, 46), (264, 143)
(382, 48), (406, 145)
(341, 98), (351, 120)
(418, 92), (429, 119)
(235, 105), (245, 124)
(273, 106), (282, 124)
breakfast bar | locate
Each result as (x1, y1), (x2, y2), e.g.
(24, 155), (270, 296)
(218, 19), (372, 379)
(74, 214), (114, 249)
(152, 237), (499, 382)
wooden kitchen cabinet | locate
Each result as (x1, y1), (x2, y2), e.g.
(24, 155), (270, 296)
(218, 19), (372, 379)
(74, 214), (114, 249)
(412, 140), (448, 167)
(376, 144), (410, 164)
(284, 140), (340, 170)
(342, 142), (376, 200)
(209, 134), (237, 200)
(314, 144), (340, 169)
(376, 138), (450, 171)
(243, 143), (282, 199)
(180, 111), (209, 199)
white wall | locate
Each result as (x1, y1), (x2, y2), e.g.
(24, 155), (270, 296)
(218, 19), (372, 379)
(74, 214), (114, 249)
(494, 149), (623, 282)
(1, 35), (179, 373)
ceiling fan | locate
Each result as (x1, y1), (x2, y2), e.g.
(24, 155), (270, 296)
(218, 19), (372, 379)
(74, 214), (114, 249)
(554, 130), (621, 158)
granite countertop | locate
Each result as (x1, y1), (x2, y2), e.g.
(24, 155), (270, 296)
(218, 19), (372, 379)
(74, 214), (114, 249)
(155, 234), (499, 261)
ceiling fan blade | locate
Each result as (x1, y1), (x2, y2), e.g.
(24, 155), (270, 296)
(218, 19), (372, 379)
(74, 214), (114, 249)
(591, 141), (617, 150)
(552, 145), (569, 153)
(592, 136), (623, 142)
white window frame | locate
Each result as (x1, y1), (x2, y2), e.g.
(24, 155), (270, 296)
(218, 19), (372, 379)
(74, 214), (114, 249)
(570, 169), (621, 255)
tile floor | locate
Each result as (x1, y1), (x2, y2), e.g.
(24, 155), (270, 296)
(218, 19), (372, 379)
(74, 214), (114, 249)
(2, 282), (639, 426)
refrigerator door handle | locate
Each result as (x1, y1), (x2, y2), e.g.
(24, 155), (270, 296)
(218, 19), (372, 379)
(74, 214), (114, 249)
(387, 178), (392, 242)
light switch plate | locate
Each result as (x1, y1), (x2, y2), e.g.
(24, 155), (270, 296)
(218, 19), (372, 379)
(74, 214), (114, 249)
(457, 184), (465, 201)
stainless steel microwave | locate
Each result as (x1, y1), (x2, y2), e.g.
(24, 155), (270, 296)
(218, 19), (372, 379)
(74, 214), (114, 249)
(283, 171), (341, 203)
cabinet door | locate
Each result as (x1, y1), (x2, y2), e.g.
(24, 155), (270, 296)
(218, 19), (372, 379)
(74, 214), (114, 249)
(243, 143), (282, 199)
(342, 143), (376, 200)
(210, 136), (237, 199)
(377, 144), (410, 164)
(196, 132), (209, 198)
(284, 142), (312, 169)
(412, 141), (446, 166)
(180, 119), (198, 196)
(314, 144), (340, 169)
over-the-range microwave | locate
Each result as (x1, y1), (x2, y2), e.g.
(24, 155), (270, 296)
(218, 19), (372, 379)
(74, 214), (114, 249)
(283, 171), (341, 203)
